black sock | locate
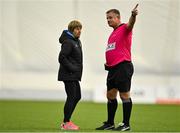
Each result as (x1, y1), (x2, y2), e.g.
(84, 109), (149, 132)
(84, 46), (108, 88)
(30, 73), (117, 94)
(107, 99), (118, 124)
(122, 98), (132, 126)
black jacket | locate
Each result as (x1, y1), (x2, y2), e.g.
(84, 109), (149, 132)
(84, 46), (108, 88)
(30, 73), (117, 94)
(58, 30), (83, 81)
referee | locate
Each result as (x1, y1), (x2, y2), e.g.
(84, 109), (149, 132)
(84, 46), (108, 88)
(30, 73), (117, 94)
(96, 4), (138, 131)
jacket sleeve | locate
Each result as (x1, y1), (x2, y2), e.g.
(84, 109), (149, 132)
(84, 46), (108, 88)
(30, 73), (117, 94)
(58, 40), (78, 72)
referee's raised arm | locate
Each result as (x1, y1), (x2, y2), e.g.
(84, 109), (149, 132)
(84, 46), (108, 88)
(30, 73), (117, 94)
(127, 4), (139, 30)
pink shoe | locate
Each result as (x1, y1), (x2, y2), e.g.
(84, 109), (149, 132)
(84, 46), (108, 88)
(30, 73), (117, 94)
(61, 121), (80, 130)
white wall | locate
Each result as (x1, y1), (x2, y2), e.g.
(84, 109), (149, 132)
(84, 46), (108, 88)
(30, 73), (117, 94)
(0, 1), (1, 81)
(0, 0), (180, 103)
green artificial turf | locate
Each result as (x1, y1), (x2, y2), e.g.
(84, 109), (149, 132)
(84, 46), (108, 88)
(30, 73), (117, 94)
(0, 100), (179, 132)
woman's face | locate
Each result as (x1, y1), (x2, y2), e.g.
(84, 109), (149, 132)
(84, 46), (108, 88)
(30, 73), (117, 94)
(73, 27), (82, 38)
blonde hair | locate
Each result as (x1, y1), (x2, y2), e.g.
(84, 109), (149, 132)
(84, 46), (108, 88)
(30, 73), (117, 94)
(68, 20), (82, 33)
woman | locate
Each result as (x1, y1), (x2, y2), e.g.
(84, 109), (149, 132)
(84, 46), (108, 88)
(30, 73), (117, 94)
(58, 20), (83, 130)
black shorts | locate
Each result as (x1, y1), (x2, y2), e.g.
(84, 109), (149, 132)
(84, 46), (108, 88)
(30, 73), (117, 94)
(106, 61), (134, 92)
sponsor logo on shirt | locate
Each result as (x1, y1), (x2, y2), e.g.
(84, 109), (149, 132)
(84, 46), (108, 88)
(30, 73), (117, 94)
(106, 42), (116, 52)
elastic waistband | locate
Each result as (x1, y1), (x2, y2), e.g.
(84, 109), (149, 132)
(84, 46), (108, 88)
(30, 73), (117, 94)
(113, 61), (132, 68)
(118, 60), (131, 64)
(105, 60), (132, 71)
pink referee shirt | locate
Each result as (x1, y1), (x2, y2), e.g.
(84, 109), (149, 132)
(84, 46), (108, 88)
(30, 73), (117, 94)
(105, 23), (132, 66)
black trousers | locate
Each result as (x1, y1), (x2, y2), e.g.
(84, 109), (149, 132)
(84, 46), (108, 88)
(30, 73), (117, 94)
(63, 81), (81, 122)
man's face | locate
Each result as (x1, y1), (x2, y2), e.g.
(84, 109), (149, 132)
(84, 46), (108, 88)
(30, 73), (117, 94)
(106, 12), (120, 28)
(73, 27), (82, 38)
